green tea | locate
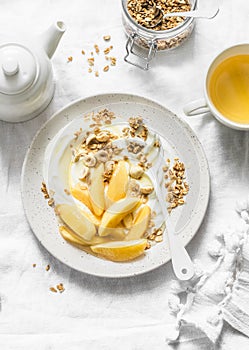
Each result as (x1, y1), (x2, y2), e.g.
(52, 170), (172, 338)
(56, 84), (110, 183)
(209, 54), (249, 124)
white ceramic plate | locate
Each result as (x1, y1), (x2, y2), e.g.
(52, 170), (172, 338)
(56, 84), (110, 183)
(21, 93), (210, 278)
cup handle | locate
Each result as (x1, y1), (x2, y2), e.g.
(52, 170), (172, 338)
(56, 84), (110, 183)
(183, 99), (210, 116)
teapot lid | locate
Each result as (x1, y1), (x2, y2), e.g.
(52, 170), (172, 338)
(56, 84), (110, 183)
(0, 44), (37, 95)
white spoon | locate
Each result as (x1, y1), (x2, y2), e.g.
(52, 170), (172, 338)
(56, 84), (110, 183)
(130, 136), (195, 280)
(152, 173), (195, 280)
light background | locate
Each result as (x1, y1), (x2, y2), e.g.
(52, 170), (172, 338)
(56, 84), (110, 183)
(0, 0), (249, 349)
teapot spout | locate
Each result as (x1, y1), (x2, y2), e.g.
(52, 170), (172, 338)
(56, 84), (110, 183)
(41, 21), (66, 59)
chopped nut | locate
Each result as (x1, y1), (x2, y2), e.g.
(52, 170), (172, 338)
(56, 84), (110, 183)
(96, 131), (110, 142)
(50, 287), (57, 293)
(32, 263), (36, 268)
(86, 134), (97, 145)
(104, 47), (111, 55)
(46, 265), (50, 271)
(67, 56), (73, 62)
(103, 65), (109, 72)
(64, 189), (70, 195)
(103, 35), (111, 41)
(88, 57), (95, 66)
(48, 198), (54, 207)
(130, 165), (144, 179)
(88, 68), (92, 73)
(81, 50), (85, 55)
(94, 44), (100, 54)
(145, 241), (151, 250)
(140, 186), (154, 195)
(95, 71), (99, 77)
(155, 236), (163, 242)
(56, 283), (65, 293)
(110, 57), (117, 66)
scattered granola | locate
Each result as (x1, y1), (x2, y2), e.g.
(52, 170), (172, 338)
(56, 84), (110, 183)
(48, 198), (54, 207)
(87, 57), (95, 66)
(41, 182), (49, 198)
(67, 37), (116, 77)
(94, 44), (100, 54)
(103, 35), (111, 41)
(57, 283), (65, 293)
(41, 182), (55, 206)
(50, 287), (57, 293)
(45, 265), (50, 271)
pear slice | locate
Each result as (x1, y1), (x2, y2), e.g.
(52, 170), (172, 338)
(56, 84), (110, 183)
(122, 213), (133, 229)
(106, 160), (129, 207)
(100, 226), (126, 240)
(99, 197), (141, 236)
(56, 204), (96, 241)
(125, 205), (151, 241)
(90, 239), (147, 261)
(71, 183), (93, 212)
(89, 163), (105, 217)
(59, 225), (108, 246)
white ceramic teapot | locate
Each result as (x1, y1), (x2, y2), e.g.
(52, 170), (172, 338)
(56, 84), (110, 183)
(0, 21), (66, 123)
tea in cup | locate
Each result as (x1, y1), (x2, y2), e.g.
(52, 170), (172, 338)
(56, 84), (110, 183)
(184, 44), (249, 130)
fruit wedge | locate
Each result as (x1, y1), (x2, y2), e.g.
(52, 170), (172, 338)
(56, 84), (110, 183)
(56, 204), (96, 241)
(125, 205), (151, 241)
(59, 225), (108, 246)
(100, 226), (126, 240)
(71, 183), (93, 212)
(89, 163), (105, 216)
(122, 213), (133, 229)
(90, 239), (147, 261)
(106, 160), (129, 206)
(99, 197), (141, 236)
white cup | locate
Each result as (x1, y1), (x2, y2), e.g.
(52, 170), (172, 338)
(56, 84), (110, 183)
(183, 44), (249, 131)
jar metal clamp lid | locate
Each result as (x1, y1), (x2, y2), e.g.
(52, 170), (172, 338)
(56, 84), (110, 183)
(121, 0), (197, 70)
(124, 33), (157, 70)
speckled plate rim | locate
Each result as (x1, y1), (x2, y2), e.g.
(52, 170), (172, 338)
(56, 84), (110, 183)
(21, 93), (210, 278)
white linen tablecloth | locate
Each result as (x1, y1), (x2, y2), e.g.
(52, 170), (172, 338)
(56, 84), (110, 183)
(0, 0), (249, 349)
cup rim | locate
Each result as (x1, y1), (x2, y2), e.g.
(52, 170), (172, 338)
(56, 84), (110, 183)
(205, 43), (249, 130)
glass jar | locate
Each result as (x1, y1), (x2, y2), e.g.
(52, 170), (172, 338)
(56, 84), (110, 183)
(121, 0), (197, 70)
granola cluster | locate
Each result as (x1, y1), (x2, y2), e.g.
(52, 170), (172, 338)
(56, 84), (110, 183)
(163, 158), (189, 212)
(127, 0), (191, 31)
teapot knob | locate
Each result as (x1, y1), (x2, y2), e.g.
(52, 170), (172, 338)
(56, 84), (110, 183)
(2, 57), (19, 76)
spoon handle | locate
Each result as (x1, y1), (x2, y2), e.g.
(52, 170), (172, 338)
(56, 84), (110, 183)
(166, 218), (195, 280)
(153, 169), (194, 280)
(163, 8), (219, 19)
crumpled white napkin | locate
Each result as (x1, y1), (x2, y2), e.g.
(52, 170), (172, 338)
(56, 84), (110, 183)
(166, 197), (249, 345)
